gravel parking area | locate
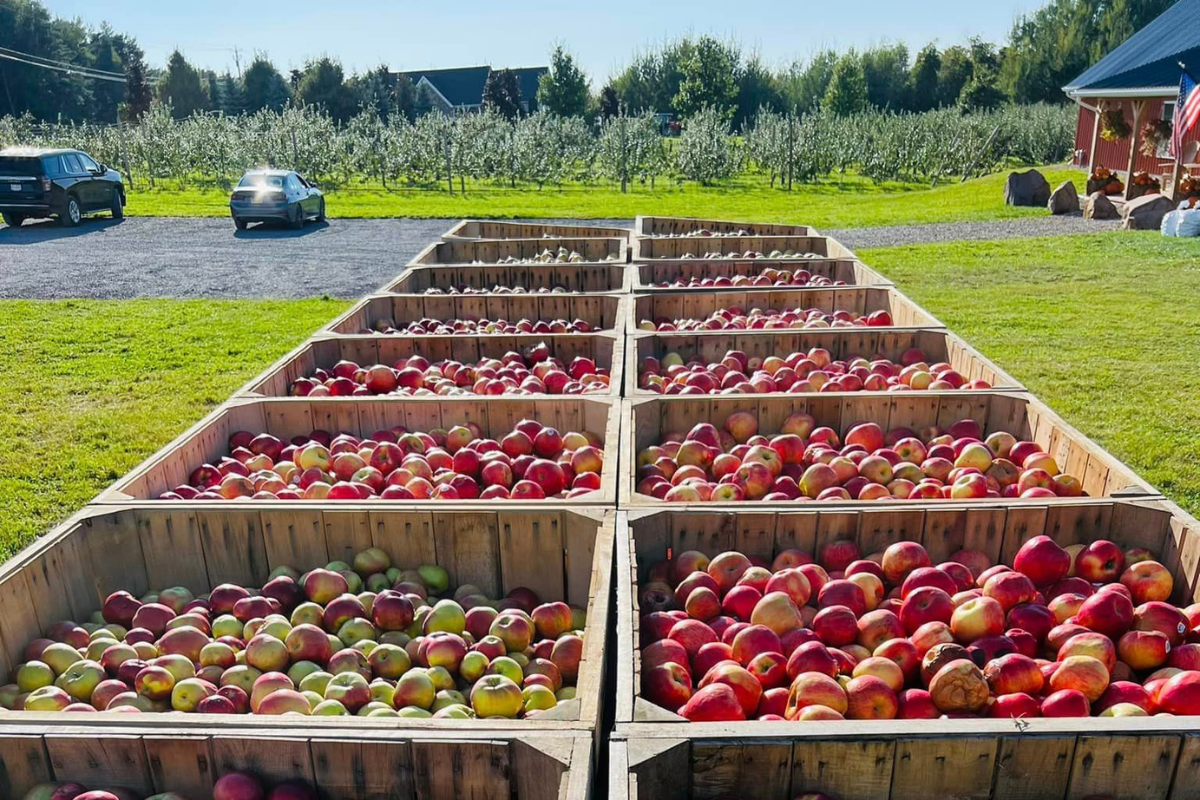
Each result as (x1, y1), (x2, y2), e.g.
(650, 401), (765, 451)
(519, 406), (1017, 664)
(828, 214), (1121, 251)
(0, 214), (1116, 299)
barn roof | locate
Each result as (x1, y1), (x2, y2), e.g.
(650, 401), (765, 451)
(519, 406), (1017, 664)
(402, 66), (491, 108)
(1065, 0), (1200, 97)
(398, 65), (548, 109)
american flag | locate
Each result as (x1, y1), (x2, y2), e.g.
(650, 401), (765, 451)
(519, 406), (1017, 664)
(1171, 70), (1200, 159)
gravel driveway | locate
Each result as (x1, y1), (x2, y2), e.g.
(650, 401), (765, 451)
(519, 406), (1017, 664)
(0, 214), (1116, 299)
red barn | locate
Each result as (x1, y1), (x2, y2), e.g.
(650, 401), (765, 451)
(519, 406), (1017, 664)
(1064, 0), (1200, 199)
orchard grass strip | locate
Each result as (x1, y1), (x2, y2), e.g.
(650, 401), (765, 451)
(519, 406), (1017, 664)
(0, 298), (349, 560)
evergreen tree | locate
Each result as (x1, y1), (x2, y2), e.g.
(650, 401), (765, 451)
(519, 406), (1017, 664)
(157, 50), (209, 118)
(296, 57), (356, 123)
(242, 55), (291, 113)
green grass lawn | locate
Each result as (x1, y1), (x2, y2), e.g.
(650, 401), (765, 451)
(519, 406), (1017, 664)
(0, 298), (348, 558)
(861, 232), (1200, 516)
(127, 166), (1084, 228)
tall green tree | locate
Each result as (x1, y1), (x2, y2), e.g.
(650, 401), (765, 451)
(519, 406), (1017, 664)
(936, 45), (973, 108)
(114, 35), (153, 121)
(295, 57), (356, 122)
(482, 68), (523, 119)
(907, 44), (942, 112)
(1001, 0), (1178, 103)
(861, 43), (910, 110)
(157, 50), (209, 118)
(537, 46), (590, 117)
(734, 54), (783, 129)
(598, 84), (620, 119)
(242, 55), (291, 113)
(779, 51), (838, 112)
(673, 36), (740, 119)
(959, 38), (1006, 110)
(822, 53), (869, 115)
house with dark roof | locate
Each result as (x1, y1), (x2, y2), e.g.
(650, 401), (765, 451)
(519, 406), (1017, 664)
(399, 65), (548, 114)
(1064, 0), (1200, 195)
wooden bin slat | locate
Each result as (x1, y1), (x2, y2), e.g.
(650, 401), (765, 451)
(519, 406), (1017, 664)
(612, 498), (1200, 800)
(0, 726), (592, 800)
(626, 328), (1021, 396)
(327, 293), (628, 335)
(629, 287), (942, 332)
(443, 219), (632, 242)
(620, 392), (1158, 507)
(0, 506), (612, 740)
(384, 263), (631, 295)
(239, 332), (623, 399)
(409, 237), (628, 266)
(635, 215), (814, 238)
(95, 395), (619, 506)
(632, 258), (891, 292)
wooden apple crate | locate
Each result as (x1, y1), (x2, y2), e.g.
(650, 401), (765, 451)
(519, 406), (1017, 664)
(632, 259), (892, 293)
(382, 263), (631, 295)
(96, 395), (620, 506)
(326, 292), (628, 335)
(0, 727), (594, 800)
(626, 328), (1022, 397)
(409, 237), (628, 266)
(635, 215), (815, 238)
(619, 392), (1160, 507)
(632, 235), (854, 262)
(442, 218), (632, 242)
(237, 331), (624, 398)
(609, 499), (1200, 800)
(0, 505), (611, 737)
(628, 286), (943, 332)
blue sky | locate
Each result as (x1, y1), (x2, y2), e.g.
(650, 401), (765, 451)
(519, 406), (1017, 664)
(46, 0), (1049, 80)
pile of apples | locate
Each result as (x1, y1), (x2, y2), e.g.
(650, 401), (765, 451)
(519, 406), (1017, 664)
(2, 547), (585, 721)
(637, 307), (895, 332)
(640, 535), (1199, 722)
(649, 268), (844, 290)
(636, 414), (1079, 502)
(423, 285), (573, 295)
(661, 250), (822, 260)
(474, 248), (619, 265)
(158, 420), (605, 501)
(361, 316), (596, 335)
(24, 771), (316, 800)
(652, 228), (752, 238)
(288, 349), (610, 398)
(638, 347), (991, 395)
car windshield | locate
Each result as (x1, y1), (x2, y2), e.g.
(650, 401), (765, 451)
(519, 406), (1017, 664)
(238, 173), (285, 189)
(0, 157), (41, 176)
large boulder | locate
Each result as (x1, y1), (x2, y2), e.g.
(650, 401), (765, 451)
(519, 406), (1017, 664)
(1004, 169), (1051, 207)
(1121, 193), (1175, 230)
(1048, 181), (1080, 215)
(1084, 191), (1118, 220)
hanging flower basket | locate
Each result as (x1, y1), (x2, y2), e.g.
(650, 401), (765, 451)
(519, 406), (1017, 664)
(1100, 108), (1132, 142)
(1140, 119), (1172, 157)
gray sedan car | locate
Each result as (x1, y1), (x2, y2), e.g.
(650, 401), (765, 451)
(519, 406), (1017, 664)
(229, 169), (325, 230)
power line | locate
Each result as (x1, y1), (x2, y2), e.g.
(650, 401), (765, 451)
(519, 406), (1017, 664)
(0, 44), (127, 78)
(0, 47), (127, 83)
